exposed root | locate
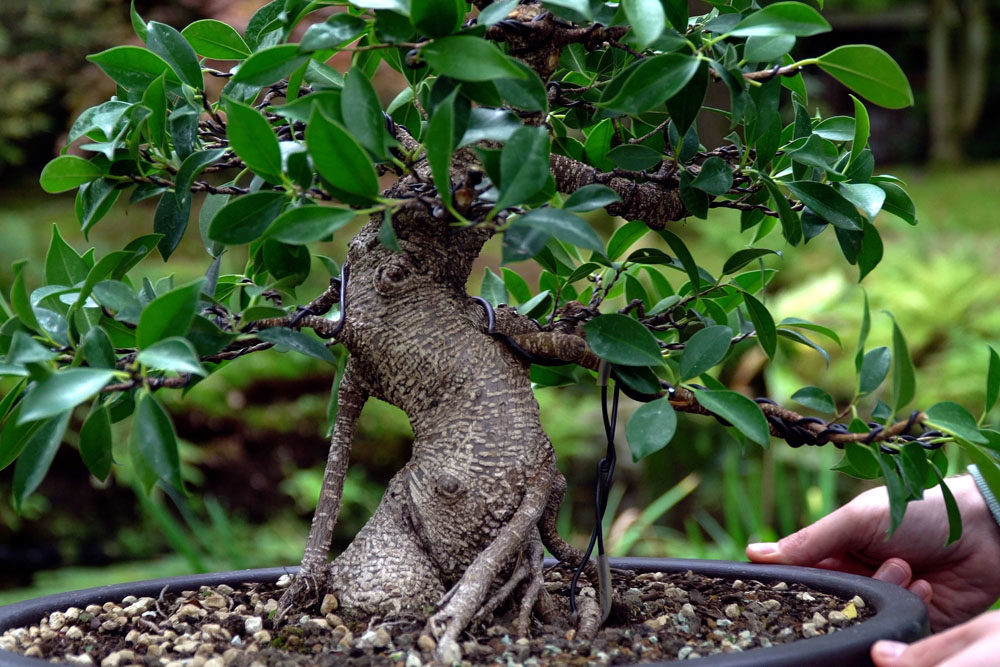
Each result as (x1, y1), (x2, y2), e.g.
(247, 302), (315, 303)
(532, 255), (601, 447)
(575, 586), (602, 641)
(515, 533), (546, 636)
(472, 554), (531, 626)
(275, 572), (328, 621)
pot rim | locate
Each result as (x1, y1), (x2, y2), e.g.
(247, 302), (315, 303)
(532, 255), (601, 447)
(0, 558), (928, 666)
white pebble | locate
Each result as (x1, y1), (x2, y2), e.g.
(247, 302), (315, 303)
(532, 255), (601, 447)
(244, 616), (263, 634)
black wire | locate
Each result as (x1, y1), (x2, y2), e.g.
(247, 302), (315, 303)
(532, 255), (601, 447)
(569, 381), (620, 615)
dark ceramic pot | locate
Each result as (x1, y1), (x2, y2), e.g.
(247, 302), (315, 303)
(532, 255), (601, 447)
(0, 558), (928, 666)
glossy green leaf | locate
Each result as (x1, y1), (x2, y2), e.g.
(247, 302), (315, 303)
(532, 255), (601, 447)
(411, 0), (464, 37)
(665, 61), (709, 136)
(500, 267), (532, 304)
(679, 325), (732, 380)
(44, 225), (88, 287)
(342, 67), (389, 160)
(564, 185), (621, 214)
(153, 193), (192, 261)
(137, 337), (207, 375)
(692, 389), (770, 446)
(925, 401), (988, 444)
(478, 0), (518, 25)
(658, 230), (701, 295)
(730, 2), (830, 37)
(876, 182), (917, 225)
(722, 248), (780, 275)
(146, 21), (203, 89)
(495, 62), (548, 112)
(605, 220), (647, 261)
(80, 405), (113, 481)
(986, 346), (1000, 416)
(300, 14), (367, 52)
(12, 411), (71, 512)
(858, 345), (890, 397)
(743, 292), (776, 359)
(6, 332), (55, 366)
(92, 281), (142, 324)
(380, 211), (401, 251)
(421, 36), (526, 82)
(130, 0), (147, 41)
(480, 268), (508, 307)
(778, 328), (830, 366)
(785, 181), (862, 231)
(838, 183), (885, 222)
(87, 46), (177, 89)
(849, 95), (870, 166)
(690, 157), (733, 196)
(600, 53), (700, 115)
(791, 386), (836, 414)
(81, 326), (116, 369)
(257, 327), (336, 363)
(264, 205), (355, 244)
(130, 393), (184, 493)
(18, 369), (114, 423)
(232, 44), (309, 87)
(495, 126), (550, 211)
(136, 279), (204, 349)
(760, 175), (801, 245)
(817, 45), (914, 109)
(607, 144), (662, 171)
(584, 314), (663, 367)
(886, 313), (916, 414)
(39, 156), (103, 193)
(225, 98), (282, 182)
(181, 19), (251, 59)
(306, 108), (380, 201)
(208, 191), (287, 245)
(426, 89), (458, 209)
(622, 0), (665, 49)
(626, 398), (677, 461)
(744, 34), (795, 63)
(933, 466), (963, 545)
(515, 208), (605, 256)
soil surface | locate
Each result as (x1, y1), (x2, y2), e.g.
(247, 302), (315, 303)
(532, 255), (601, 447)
(0, 566), (872, 665)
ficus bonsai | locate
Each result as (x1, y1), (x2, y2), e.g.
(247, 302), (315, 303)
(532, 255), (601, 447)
(4, 0), (1000, 662)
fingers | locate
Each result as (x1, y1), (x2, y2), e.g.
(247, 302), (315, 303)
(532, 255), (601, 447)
(908, 579), (933, 605)
(746, 504), (872, 566)
(871, 610), (1000, 667)
(873, 558), (913, 587)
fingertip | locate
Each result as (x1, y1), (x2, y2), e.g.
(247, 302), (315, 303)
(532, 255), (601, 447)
(746, 542), (780, 562)
(908, 579), (933, 604)
(873, 558), (912, 587)
(871, 640), (907, 664)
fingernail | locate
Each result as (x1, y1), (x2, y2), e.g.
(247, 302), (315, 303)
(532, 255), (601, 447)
(748, 542), (778, 556)
(874, 561), (907, 586)
(872, 640), (906, 661)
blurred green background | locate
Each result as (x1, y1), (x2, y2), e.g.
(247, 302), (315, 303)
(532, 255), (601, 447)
(1, 0), (999, 604)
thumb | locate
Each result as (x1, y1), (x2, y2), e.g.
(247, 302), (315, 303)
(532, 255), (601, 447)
(747, 505), (866, 566)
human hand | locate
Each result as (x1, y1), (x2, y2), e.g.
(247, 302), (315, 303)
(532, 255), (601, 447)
(870, 609), (1000, 666)
(746, 475), (1000, 629)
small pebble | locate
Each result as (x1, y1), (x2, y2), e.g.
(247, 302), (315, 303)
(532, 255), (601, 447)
(724, 603), (740, 619)
(417, 634), (437, 652)
(801, 622), (821, 638)
(852, 595), (866, 609)
(812, 611), (827, 628)
(320, 593), (339, 614)
(275, 574), (293, 589)
(828, 610), (850, 626)
(772, 581), (788, 591)
(244, 617), (263, 635)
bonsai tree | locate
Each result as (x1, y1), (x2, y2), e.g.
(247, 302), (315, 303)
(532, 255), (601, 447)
(5, 0), (1000, 661)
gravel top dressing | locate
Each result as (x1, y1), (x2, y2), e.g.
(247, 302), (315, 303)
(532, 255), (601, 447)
(0, 566), (870, 666)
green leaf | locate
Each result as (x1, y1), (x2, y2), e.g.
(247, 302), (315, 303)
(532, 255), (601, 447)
(225, 98), (283, 182)
(791, 386), (836, 414)
(849, 95), (870, 166)
(232, 44), (309, 87)
(743, 293), (776, 359)
(622, 0), (665, 49)
(760, 175), (801, 245)
(777, 328), (830, 366)
(495, 126), (551, 211)
(130, 0), (147, 41)
(130, 394), (184, 493)
(152, 193), (191, 261)
(12, 411), (71, 512)
(81, 326), (116, 369)
(181, 19), (251, 59)
(607, 144), (662, 172)
(421, 36), (526, 82)
(785, 181), (862, 231)
(136, 280), (204, 349)
(933, 466), (963, 545)
(518, 290), (552, 319)
(925, 402), (988, 444)
(514, 208), (605, 256)
(729, 2), (830, 37)
(306, 108), (380, 201)
(692, 389), (770, 446)
(411, 0), (464, 37)
(777, 318), (842, 347)
(600, 53), (700, 115)
(817, 45), (914, 109)
(342, 67), (389, 160)
(86, 46), (177, 89)
(886, 313), (916, 414)
(300, 14), (367, 52)
(876, 182), (917, 225)
(605, 220), (647, 261)
(146, 21), (203, 89)
(379, 211), (401, 251)
(657, 230), (701, 295)
(986, 346), (1000, 416)
(665, 61), (708, 136)
(722, 248), (780, 275)
(873, 450), (908, 532)
(480, 268), (508, 307)
(44, 225), (88, 287)
(898, 442), (929, 499)
(857, 222), (883, 282)
(690, 157), (733, 196)
(257, 327), (336, 363)
(626, 398), (677, 461)
(583, 314), (663, 367)
(679, 325), (732, 380)
(137, 337), (207, 376)
(744, 34), (795, 63)
(838, 183), (886, 222)
(92, 281), (142, 324)
(501, 268), (532, 304)
(495, 62), (548, 112)
(18, 369), (114, 423)
(264, 205), (355, 244)
(426, 89), (458, 209)
(80, 405), (113, 481)
(208, 191), (288, 245)
(39, 156), (103, 193)
(564, 184), (621, 214)
(6, 331), (55, 365)
(858, 345), (890, 397)
(478, 0), (519, 25)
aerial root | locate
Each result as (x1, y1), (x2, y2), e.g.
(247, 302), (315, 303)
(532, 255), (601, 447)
(514, 532), (546, 636)
(472, 552), (531, 626)
(276, 570), (327, 620)
(575, 585), (602, 641)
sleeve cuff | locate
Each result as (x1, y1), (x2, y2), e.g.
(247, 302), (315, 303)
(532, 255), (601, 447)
(969, 464), (1000, 530)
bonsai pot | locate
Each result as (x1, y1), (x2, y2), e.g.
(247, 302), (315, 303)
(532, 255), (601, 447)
(0, 557), (928, 666)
